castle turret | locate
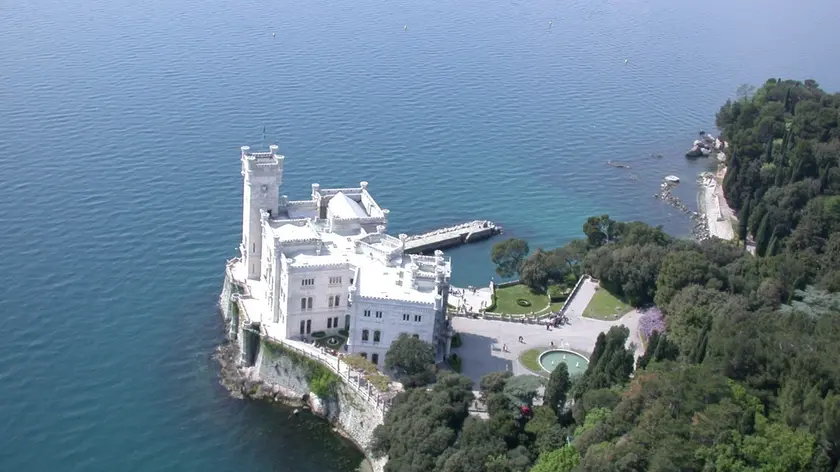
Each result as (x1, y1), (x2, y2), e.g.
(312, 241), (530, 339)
(241, 145), (284, 280)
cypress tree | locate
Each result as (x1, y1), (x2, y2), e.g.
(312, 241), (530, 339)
(766, 234), (779, 257)
(691, 330), (709, 364)
(755, 213), (771, 256)
(738, 196), (751, 243)
(764, 138), (774, 162)
(774, 162), (786, 187)
(783, 87), (792, 114)
(749, 203), (767, 237)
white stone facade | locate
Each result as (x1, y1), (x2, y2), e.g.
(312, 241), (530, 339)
(231, 145), (452, 366)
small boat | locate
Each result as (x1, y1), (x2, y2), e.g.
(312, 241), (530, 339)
(664, 175), (680, 184)
(607, 160), (631, 169)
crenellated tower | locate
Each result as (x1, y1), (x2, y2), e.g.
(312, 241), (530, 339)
(240, 144), (283, 280)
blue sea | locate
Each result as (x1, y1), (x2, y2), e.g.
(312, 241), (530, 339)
(1, 0), (838, 470)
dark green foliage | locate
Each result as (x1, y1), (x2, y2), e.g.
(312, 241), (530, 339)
(719, 79), (840, 255)
(738, 195), (751, 242)
(573, 326), (634, 397)
(491, 238), (530, 278)
(543, 363), (571, 417)
(383, 83), (840, 470)
(372, 373), (474, 471)
(636, 330), (679, 370)
(385, 334), (437, 387)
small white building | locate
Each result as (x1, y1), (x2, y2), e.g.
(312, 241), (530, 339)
(231, 145), (453, 366)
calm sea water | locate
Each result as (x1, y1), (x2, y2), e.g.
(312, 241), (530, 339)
(1, 0), (838, 470)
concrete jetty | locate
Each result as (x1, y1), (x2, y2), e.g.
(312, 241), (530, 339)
(404, 220), (502, 253)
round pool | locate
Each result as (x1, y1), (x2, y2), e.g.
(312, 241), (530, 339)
(539, 350), (589, 376)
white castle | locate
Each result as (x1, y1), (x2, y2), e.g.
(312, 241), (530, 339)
(228, 145), (453, 366)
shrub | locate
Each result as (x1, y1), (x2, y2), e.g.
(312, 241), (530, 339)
(338, 329), (349, 337)
(311, 331), (326, 339)
(517, 298), (532, 307)
(549, 284), (572, 302)
(369, 374), (391, 392)
(448, 353), (462, 373)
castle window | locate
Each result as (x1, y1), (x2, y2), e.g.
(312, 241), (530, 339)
(363, 310), (371, 317)
(414, 315), (422, 323)
(334, 295), (340, 307)
(371, 353), (379, 365)
(413, 334), (419, 339)
(329, 296), (334, 308)
(333, 316), (339, 328)
(402, 314), (410, 321)
(307, 297), (313, 309)
(327, 318), (332, 329)
(301, 298), (306, 310)
(301, 278), (315, 287)
(329, 276), (342, 285)
(362, 329), (369, 342)
(373, 330), (381, 343)
(328, 295), (340, 308)
(360, 352), (367, 360)
(375, 311), (382, 319)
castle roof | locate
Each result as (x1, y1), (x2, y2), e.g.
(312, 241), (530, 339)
(328, 192), (368, 219)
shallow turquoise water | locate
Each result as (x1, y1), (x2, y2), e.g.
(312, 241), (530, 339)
(1, 0), (839, 470)
(540, 350), (589, 376)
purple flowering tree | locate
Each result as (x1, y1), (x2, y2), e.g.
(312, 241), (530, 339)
(639, 307), (665, 339)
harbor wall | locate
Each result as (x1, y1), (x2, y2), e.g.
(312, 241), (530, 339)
(218, 275), (387, 472)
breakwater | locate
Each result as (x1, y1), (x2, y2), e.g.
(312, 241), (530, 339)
(404, 220), (501, 253)
(653, 182), (708, 240)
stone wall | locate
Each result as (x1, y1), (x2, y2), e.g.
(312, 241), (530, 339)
(219, 274), (387, 472)
(251, 341), (387, 472)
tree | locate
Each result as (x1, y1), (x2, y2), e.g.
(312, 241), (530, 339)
(503, 375), (545, 406)
(372, 373), (475, 472)
(480, 371), (514, 401)
(530, 445), (580, 472)
(491, 238), (530, 278)
(739, 195), (752, 244)
(543, 363), (571, 418)
(385, 334), (437, 387)
(582, 215), (617, 247)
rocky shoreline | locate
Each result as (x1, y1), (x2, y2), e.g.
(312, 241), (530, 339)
(653, 182), (709, 240)
(215, 342), (308, 406)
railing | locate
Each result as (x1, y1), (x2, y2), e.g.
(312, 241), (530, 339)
(263, 334), (394, 415)
(558, 275), (590, 317)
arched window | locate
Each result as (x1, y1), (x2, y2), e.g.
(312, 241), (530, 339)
(362, 329), (369, 341)
(307, 297), (313, 309)
(301, 298), (306, 310)
(371, 353), (379, 365)
(373, 330), (381, 343)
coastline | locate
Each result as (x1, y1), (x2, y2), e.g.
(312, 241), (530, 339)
(694, 143), (737, 241)
(216, 341), (381, 472)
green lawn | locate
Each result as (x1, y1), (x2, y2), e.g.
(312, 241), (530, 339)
(583, 287), (632, 320)
(490, 284), (549, 314)
(519, 347), (550, 376)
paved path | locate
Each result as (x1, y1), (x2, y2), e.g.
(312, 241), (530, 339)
(450, 285), (493, 313)
(562, 277), (599, 318)
(451, 278), (644, 384)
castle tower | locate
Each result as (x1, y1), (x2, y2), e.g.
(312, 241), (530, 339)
(241, 145), (283, 280)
